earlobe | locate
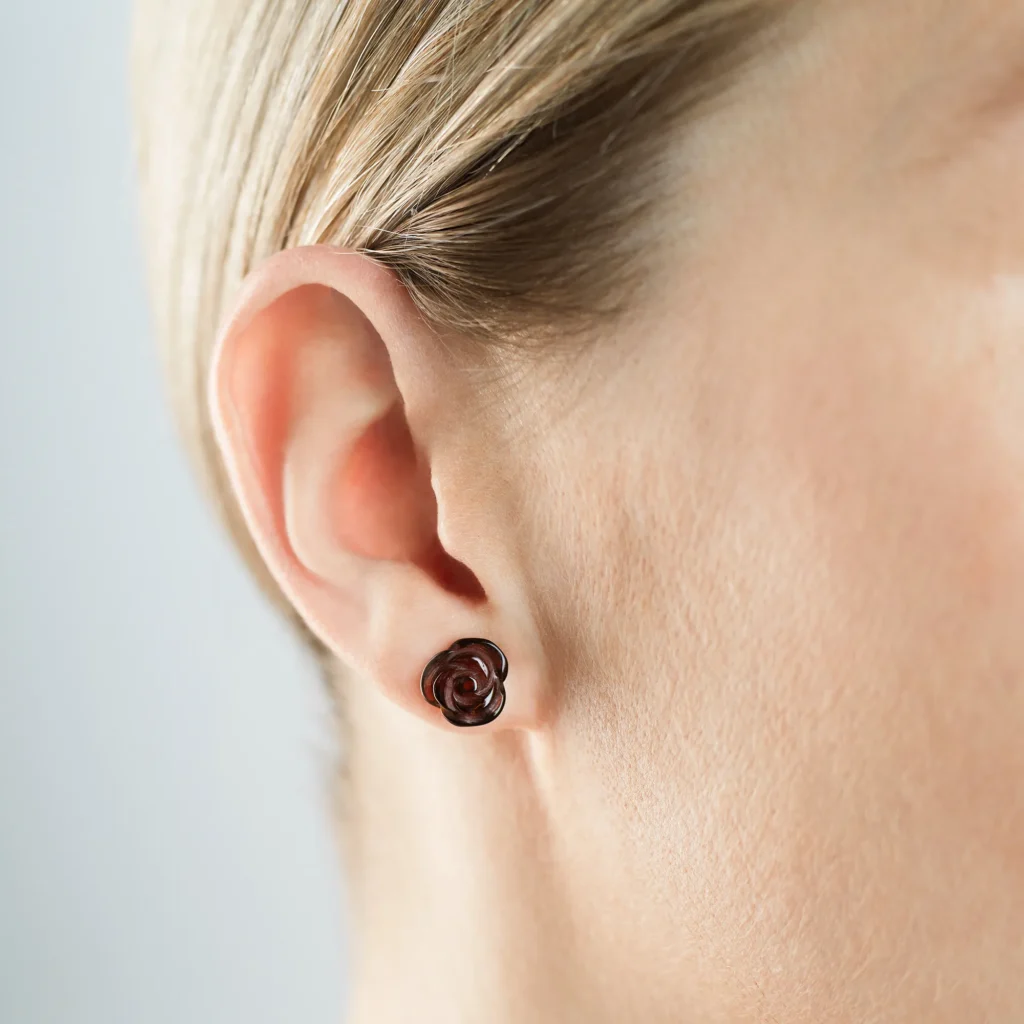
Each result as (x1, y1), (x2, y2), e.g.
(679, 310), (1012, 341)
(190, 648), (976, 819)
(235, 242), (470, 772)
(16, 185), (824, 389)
(206, 246), (548, 733)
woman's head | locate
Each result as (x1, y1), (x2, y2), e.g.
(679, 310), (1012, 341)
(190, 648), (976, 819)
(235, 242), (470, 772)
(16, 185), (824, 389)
(133, 1), (1024, 1019)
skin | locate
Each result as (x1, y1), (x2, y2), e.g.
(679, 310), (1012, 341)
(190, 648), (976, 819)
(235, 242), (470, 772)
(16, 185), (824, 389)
(207, 2), (1024, 1021)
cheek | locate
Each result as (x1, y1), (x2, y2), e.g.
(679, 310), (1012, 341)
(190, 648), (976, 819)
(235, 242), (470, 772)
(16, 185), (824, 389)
(516, 272), (1024, 1015)
(694, 279), (1024, 1012)
(768, 281), (1024, 770)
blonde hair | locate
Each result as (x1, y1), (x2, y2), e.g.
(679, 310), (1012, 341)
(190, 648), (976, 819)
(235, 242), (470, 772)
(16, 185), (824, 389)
(130, 0), (781, 685)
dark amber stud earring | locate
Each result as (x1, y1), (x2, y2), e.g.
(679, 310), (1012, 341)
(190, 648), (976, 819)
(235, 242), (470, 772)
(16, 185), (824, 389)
(420, 638), (508, 727)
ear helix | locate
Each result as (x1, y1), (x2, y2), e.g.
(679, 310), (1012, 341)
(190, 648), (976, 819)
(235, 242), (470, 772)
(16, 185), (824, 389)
(420, 638), (508, 727)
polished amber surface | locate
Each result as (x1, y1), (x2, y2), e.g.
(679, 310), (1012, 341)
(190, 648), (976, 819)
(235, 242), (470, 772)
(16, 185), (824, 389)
(420, 638), (508, 727)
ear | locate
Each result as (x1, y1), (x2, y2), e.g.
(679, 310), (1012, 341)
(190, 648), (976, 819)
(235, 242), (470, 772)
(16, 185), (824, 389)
(207, 245), (546, 732)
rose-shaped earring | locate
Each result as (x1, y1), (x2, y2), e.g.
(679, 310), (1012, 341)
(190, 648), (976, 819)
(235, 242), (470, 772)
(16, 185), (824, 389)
(420, 638), (508, 727)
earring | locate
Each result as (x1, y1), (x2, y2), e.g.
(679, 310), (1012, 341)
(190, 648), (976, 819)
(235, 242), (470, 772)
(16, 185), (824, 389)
(420, 638), (508, 727)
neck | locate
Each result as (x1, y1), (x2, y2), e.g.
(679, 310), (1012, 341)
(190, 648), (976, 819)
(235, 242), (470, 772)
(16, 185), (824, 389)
(341, 682), (580, 1024)
(339, 683), (736, 1024)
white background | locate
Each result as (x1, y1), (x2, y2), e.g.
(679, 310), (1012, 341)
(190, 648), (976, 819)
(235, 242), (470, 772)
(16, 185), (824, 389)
(0, 3), (347, 1021)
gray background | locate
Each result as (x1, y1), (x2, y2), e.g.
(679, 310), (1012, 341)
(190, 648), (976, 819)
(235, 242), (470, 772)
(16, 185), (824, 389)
(0, 3), (347, 1021)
